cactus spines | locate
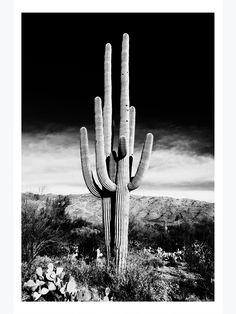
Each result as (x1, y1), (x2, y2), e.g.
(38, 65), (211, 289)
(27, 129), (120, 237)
(120, 33), (130, 141)
(80, 33), (153, 272)
(103, 43), (112, 157)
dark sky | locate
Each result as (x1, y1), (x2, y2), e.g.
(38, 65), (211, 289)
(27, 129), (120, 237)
(22, 13), (214, 201)
(22, 13), (214, 132)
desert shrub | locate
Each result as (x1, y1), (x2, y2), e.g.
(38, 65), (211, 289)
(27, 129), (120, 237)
(22, 194), (105, 263)
(129, 219), (214, 253)
(21, 199), (67, 263)
(129, 221), (164, 250)
(191, 219), (214, 248)
(129, 220), (180, 252)
(183, 240), (214, 279)
(182, 240), (214, 300)
(74, 248), (176, 301)
(22, 195), (73, 262)
(22, 243), (214, 302)
(71, 259), (113, 296)
(47, 195), (70, 225)
(70, 225), (104, 262)
(22, 192), (41, 202)
(172, 276), (213, 301)
(105, 248), (178, 301)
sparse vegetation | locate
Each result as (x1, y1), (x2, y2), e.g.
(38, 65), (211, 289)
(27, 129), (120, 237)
(21, 192), (214, 301)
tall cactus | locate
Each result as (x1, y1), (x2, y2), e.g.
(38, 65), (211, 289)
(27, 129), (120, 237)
(80, 34), (153, 273)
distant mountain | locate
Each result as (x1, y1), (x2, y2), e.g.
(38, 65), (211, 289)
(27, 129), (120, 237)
(65, 194), (214, 227)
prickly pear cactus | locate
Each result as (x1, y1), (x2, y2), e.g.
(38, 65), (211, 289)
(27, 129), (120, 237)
(22, 263), (111, 301)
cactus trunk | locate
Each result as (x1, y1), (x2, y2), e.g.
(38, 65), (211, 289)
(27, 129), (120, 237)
(115, 183), (129, 272)
(80, 33), (154, 273)
(102, 197), (111, 260)
(114, 34), (130, 272)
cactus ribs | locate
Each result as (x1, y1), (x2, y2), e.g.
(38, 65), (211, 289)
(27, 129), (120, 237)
(80, 34), (153, 273)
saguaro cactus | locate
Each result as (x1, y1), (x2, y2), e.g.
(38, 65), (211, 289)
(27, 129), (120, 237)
(80, 34), (153, 273)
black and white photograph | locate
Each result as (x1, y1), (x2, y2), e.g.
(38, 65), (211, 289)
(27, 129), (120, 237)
(21, 13), (214, 302)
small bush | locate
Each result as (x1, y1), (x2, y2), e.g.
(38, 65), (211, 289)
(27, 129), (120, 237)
(21, 197), (70, 263)
(129, 219), (214, 253)
(22, 195), (104, 263)
(182, 241), (214, 300)
(183, 241), (214, 278)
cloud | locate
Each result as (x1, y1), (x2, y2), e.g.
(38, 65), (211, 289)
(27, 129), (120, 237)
(22, 126), (214, 202)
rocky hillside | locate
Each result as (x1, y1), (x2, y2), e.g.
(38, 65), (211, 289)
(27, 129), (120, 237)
(65, 193), (214, 227)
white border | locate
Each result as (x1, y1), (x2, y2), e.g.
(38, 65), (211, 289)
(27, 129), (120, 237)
(0, 0), (14, 313)
(223, 1), (236, 313)
(13, 1), (223, 314)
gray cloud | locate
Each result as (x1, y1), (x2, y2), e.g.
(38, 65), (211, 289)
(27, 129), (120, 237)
(22, 126), (214, 202)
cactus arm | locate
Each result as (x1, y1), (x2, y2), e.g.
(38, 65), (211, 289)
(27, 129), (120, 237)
(118, 136), (127, 160)
(91, 172), (103, 194)
(80, 127), (102, 198)
(94, 97), (116, 192)
(129, 106), (136, 156)
(114, 34), (131, 272)
(128, 133), (154, 191)
(103, 43), (112, 157)
(119, 33), (129, 141)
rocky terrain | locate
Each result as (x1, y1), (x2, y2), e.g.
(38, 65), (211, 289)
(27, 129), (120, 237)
(65, 193), (214, 227)
(23, 192), (214, 227)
